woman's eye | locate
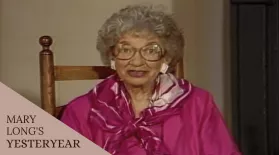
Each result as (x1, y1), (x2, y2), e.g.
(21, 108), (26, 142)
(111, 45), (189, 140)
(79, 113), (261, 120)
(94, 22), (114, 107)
(146, 48), (160, 54)
(147, 49), (155, 54)
(121, 48), (131, 53)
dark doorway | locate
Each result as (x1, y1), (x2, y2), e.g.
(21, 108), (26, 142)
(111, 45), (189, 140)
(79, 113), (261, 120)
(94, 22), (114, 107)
(231, 0), (279, 154)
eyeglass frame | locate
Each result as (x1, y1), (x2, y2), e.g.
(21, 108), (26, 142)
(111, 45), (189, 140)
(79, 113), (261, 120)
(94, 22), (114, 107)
(111, 42), (166, 62)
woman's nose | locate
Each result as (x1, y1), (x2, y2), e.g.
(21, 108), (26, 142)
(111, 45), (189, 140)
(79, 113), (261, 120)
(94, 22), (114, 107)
(129, 51), (145, 66)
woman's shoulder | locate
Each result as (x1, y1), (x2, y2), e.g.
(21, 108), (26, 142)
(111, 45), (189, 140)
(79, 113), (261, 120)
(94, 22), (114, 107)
(62, 90), (93, 118)
(179, 78), (214, 101)
(60, 90), (98, 140)
(64, 75), (116, 110)
(179, 78), (217, 115)
(178, 79), (224, 129)
(190, 85), (214, 101)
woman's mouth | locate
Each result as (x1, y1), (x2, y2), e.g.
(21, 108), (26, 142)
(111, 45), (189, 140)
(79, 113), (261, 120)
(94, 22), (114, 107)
(127, 70), (148, 78)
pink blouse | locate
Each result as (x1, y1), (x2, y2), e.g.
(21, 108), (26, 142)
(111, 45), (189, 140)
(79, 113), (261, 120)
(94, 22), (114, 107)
(61, 74), (241, 155)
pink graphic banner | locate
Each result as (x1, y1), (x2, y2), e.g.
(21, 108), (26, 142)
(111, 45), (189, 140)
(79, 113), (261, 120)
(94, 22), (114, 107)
(0, 82), (110, 155)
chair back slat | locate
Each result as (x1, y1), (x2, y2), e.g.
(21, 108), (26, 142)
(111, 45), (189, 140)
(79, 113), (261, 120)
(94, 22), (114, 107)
(54, 66), (115, 81)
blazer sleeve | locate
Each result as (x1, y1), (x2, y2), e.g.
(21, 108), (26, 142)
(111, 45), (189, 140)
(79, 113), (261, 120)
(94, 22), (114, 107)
(60, 94), (95, 142)
(199, 93), (242, 155)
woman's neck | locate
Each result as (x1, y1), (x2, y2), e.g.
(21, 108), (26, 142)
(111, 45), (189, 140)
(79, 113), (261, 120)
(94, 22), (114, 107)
(125, 84), (153, 100)
(124, 82), (155, 117)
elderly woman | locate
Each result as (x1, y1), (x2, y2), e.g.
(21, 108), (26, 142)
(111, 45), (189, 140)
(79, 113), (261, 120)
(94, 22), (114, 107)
(61, 4), (241, 155)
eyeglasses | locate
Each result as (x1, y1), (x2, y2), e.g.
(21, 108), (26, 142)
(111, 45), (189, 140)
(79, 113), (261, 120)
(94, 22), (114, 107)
(113, 42), (164, 61)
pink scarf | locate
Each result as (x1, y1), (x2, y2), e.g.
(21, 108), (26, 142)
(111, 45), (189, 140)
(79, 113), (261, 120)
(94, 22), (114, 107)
(88, 73), (192, 155)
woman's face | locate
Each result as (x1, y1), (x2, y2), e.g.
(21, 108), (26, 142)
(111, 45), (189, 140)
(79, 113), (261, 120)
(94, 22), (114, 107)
(113, 32), (167, 87)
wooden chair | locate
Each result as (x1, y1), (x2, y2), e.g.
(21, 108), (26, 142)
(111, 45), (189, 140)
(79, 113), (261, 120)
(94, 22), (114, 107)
(39, 35), (184, 118)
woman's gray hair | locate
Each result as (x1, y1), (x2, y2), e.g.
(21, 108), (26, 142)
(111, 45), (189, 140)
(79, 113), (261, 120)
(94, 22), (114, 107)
(96, 4), (185, 69)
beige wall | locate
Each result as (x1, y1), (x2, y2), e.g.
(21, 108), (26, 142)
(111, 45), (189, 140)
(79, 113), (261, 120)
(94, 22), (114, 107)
(0, 0), (230, 114)
(173, 0), (231, 113)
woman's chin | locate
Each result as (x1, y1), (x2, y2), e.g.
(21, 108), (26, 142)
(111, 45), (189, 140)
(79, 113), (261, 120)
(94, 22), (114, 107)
(124, 77), (151, 87)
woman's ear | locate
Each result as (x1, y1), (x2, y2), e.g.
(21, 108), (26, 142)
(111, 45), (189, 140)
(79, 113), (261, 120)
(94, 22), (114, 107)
(107, 49), (116, 69)
(111, 60), (116, 70)
(163, 56), (172, 65)
(160, 57), (172, 74)
(107, 49), (113, 59)
(160, 63), (169, 74)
